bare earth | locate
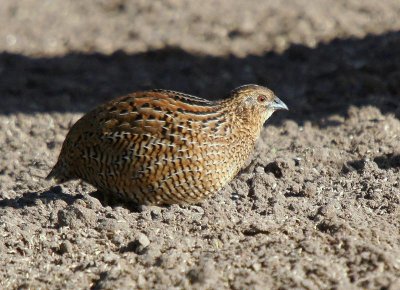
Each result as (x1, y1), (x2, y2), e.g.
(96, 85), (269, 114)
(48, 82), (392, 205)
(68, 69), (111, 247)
(0, 1), (400, 289)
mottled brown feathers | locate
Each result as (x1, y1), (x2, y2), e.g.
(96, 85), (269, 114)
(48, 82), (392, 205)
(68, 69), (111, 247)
(47, 84), (287, 205)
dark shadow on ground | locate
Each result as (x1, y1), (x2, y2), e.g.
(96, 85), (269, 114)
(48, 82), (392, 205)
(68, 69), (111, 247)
(0, 186), (82, 209)
(1, 31), (399, 125)
(0, 185), (173, 212)
(88, 190), (170, 212)
(374, 154), (400, 170)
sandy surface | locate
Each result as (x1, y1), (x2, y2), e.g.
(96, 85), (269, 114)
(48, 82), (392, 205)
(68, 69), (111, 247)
(1, 0), (400, 289)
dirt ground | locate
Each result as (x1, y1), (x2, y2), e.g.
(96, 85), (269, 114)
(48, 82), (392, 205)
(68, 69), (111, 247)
(1, 0), (400, 289)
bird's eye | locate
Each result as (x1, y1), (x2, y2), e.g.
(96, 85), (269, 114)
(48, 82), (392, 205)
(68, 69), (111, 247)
(257, 95), (267, 103)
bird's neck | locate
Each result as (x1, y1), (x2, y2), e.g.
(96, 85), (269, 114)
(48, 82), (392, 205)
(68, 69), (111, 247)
(223, 109), (264, 143)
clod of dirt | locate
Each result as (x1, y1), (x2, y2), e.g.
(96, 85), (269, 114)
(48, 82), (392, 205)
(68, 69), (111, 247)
(303, 182), (317, 198)
(58, 241), (73, 255)
(187, 258), (218, 286)
(264, 158), (294, 178)
(121, 233), (150, 255)
(342, 159), (367, 173)
(57, 203), (97, 229)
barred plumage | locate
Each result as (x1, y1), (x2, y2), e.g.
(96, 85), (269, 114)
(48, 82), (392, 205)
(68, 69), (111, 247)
(47, 84), (288, 205)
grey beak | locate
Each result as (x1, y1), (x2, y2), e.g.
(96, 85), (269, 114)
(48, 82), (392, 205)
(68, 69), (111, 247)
(271, 97), (288, 111)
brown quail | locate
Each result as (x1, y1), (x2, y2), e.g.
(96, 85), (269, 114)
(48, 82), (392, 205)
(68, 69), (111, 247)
(47, 84), (288, 205)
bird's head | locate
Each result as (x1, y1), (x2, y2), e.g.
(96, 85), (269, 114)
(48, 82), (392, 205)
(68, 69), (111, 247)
(228, 84), (288, 124)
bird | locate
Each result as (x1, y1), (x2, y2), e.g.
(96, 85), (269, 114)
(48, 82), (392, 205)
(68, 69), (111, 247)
(47, 84), (288, 205)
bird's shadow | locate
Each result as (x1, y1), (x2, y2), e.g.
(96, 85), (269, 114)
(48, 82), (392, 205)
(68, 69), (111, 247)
(0, 186), (82, 209)
(88, 189), (173, 212)
(0, 185), (181, 213)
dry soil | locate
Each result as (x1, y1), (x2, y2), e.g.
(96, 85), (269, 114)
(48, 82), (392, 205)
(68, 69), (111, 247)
(0, 1), (400, 289)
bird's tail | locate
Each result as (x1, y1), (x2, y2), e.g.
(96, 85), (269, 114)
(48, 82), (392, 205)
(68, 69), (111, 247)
(46, 160), (72, 184)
